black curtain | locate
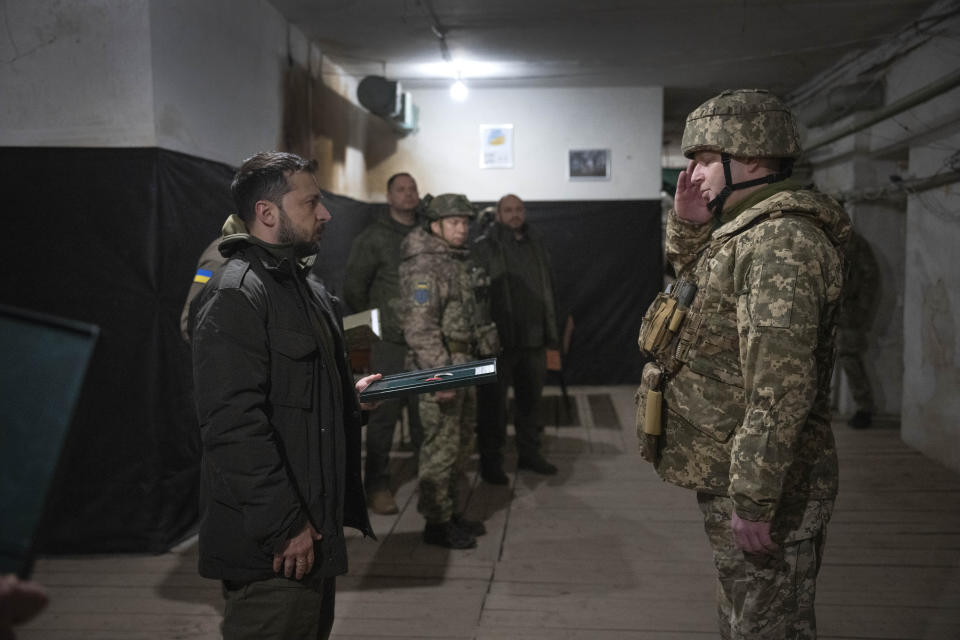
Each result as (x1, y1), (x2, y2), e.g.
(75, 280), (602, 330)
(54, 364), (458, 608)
(0, 147), (232, 553)
(474, 200), (662, 385)
(0, 147), (661, 553)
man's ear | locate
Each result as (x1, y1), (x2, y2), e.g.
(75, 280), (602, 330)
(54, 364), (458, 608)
(739, 156), (760, 175)
(429, 219), (442, 236)
(255, 199), (277, 228)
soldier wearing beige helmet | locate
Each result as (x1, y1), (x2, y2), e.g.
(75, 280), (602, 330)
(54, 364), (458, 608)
(634, 89), (850, 638)
(398, 193), (499, 549)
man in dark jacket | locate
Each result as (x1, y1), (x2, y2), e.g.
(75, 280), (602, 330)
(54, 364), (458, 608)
(344, 172), (424, 515)
(473, 194), (561, 481)
(192, 152), (378, 640)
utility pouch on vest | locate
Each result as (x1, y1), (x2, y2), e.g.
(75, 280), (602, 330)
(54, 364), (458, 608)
(637, 279), (698, 360)
(635, 362), (665, 464)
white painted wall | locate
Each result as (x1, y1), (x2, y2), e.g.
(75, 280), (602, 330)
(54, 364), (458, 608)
(902, 133), (960, 472)
(0, 0), (311, 166)
(0, 0), (156, 147)
(365, 86), (663, 202)
(149, 0), (307, 165)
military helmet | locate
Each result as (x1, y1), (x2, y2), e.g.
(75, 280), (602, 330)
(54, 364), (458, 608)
(425, 193), (476, 220)
(681, 89), (802, 160)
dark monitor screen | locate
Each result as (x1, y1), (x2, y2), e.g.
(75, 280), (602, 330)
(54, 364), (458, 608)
(0, 305), (98, 577)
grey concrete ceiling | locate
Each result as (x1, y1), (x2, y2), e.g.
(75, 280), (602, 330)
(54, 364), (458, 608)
(269, 0), (936, 141)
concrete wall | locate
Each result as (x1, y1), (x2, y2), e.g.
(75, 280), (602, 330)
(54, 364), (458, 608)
(149, 0), (307, 165)
(799, 0), (960, 470)
(0, 0), (156, 146)
(812, 148), (907, 419)
(0, 0), (317, 169)
(903, 135), (960, 471)
(363, 86), (663, 202)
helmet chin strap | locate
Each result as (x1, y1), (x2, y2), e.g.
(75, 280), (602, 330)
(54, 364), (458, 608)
(706, 153), (795, 216)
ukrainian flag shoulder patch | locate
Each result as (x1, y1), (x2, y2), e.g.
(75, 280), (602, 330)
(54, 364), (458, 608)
(193, 269), (213, 284)
(413, 281), (430, 305)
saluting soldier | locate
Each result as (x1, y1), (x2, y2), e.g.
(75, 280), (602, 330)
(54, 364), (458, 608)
(634, 90), (850, 638)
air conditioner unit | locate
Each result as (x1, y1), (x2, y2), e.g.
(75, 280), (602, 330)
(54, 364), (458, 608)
(357, 76), (417, 136)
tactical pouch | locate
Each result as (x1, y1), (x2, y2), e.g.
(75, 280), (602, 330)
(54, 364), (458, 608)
(637, 280), (697, 360)
(634, 362), (664, 464)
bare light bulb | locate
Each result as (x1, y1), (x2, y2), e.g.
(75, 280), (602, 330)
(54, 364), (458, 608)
(450, 79), (468, 101)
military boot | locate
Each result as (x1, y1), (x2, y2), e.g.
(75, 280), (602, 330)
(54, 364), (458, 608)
(518, 453), (558, 476)
(480, 454), (509, 485)
(367, 488), (399, 515)
(848, 411), (873, 429)
(452, 513), (487, 537)
(423, 521), (477, 549)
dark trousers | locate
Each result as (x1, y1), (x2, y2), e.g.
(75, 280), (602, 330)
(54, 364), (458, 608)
(222, 576), (336, 640)
(364, 340), (422, 490)
(477, 346), (546, 459)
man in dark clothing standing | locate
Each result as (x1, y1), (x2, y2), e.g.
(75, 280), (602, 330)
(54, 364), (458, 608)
(191, 152), (379, 640)
(474, 194), (561, 481)
(344, 172), (425, 515)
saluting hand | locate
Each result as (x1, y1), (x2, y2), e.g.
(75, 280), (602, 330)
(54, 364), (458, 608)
(675, 159), (713, 224)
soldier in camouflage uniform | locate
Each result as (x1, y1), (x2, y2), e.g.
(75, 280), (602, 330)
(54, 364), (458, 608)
(398, 194), (498, 549)
(635, 90), (850, 638)
(836, 229), (879, 429)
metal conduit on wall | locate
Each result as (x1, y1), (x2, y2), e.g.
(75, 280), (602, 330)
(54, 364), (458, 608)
(805, 67), (960, 152)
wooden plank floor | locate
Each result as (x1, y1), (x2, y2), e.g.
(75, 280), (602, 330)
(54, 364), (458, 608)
(18, 386), (960, 639)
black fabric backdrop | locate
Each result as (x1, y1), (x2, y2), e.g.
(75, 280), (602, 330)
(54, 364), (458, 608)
(0, 147), (661, 553)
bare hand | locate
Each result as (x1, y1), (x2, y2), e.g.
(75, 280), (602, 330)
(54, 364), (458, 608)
(731, 511), (779, 555)
(355, 373), (383, 411)
(675, 159), (712, 224)
(273, 522), (322, 580)
(433, 389), (457, 403)
(0, 573), (49, 630)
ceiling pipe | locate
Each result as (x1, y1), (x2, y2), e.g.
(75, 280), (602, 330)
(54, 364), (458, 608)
(805, 67), (960, 153)
(796, 81), (885, 128)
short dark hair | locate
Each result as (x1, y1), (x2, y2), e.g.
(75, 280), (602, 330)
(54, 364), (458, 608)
(387, 172), (415, 191)
(231, 152), (314, 223)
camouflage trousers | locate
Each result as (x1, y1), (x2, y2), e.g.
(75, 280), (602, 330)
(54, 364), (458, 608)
(697, 493), (834, 639)
(836, 328), (874, 412)
(417, 387), (476, 524)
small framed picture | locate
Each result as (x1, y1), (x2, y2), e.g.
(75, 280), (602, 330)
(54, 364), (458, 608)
(480, 124), (514, 169)
(568, 148), (611, 180)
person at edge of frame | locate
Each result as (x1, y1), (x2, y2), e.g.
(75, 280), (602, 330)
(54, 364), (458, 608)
(634, 89), (850, 639)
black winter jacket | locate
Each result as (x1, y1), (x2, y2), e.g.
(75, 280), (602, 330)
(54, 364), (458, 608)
(191, 237), (373, 583)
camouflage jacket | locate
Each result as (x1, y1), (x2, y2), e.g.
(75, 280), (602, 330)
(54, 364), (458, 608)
(343, 210), (420, 344)
(655, 186), (850, 521)
(398, 227), (497, 369)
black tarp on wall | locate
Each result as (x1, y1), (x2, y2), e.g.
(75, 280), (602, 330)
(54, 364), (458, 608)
(0, 147), (661, 553)
(1, 147), (233, 553)
(520, 200), (661, 384)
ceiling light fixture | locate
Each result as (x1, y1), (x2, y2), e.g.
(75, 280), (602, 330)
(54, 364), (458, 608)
(420, 0), (469, 101)
(450, 73), (468, 101)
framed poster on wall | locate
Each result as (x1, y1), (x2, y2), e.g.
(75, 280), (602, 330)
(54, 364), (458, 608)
(568, 148), (611, 180)
(480, 124), (514, 169)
